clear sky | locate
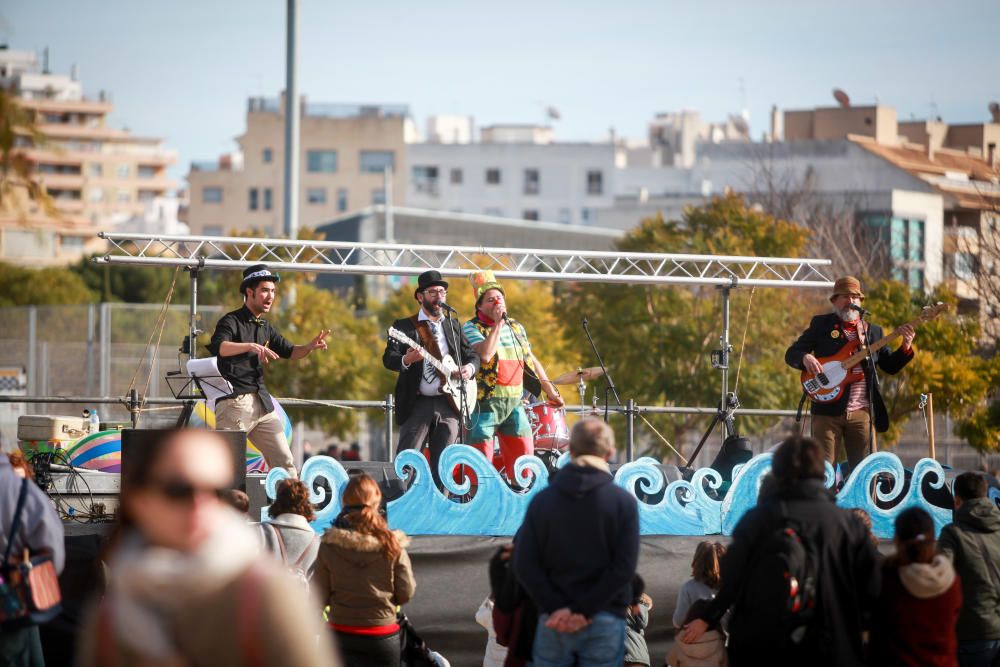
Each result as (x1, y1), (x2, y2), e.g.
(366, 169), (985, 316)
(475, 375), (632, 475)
(2, 0), (998, 182)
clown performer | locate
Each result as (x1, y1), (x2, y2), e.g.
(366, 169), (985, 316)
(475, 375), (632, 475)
(462, 271), (564, 484)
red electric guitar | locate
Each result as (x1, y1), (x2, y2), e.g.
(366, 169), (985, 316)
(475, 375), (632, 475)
(800, 302), (948, 403)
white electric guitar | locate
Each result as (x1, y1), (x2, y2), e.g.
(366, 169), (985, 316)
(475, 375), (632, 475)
(387, 326), (477, 420)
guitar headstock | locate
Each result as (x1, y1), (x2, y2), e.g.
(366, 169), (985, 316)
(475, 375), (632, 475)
(914, 302), (949, 324)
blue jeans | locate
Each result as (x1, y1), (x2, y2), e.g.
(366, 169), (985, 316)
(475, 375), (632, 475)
(958, 639), (1000, 667)
(532, 611), (626, 667)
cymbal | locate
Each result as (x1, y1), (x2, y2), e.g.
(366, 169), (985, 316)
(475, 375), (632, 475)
(551, 367), (605, 385)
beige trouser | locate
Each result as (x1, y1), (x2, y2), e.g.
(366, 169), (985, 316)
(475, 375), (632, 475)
(811, 410), (875, 474)
(215, 393), (296, 475)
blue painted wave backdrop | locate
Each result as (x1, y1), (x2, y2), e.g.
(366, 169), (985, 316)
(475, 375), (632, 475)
(264, 445), (957, 539)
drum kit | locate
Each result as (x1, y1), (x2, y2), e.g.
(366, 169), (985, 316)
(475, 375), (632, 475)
(526, 366), (605, 458)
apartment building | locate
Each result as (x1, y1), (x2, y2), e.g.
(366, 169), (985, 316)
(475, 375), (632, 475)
(0, 47), (177, 266)
(185, 96), (410, 236)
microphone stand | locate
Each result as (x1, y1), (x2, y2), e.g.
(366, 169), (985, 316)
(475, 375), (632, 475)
(441, 302), (467, 444)
(857, 309), (878, 460)
(581, 317), (622, 423)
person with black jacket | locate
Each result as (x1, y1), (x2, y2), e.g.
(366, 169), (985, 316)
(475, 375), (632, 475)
(938, 472), (1000, 667)
(785, 276), (914, 475)
(382, 270), (479, 489)
(512, 418), (639, 667)
(681, 436), (881, 667)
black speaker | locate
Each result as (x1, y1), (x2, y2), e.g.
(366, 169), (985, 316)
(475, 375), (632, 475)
(710, 435), (753, 483)
(121, 428), (247, 491)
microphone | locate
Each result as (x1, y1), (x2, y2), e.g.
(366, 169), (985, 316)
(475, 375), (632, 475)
(501, 313), (511, 323)
(438, 301), (457, 314)
(848, 304), (870, 316)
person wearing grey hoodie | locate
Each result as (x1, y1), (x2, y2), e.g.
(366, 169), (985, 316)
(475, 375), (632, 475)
(258, 479), (320, 583)
(938, 472), (1000, 667)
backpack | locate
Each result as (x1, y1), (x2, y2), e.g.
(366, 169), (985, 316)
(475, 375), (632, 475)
(265, 523), (319, 590)
(738, 501), (819, 647)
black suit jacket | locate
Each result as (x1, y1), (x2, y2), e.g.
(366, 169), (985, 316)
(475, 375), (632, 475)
(382, 314), (480, 425)
(785, 312), (913, 431)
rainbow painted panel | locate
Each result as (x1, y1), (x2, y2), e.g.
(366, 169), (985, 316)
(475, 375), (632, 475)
(65, 430), (123, 472)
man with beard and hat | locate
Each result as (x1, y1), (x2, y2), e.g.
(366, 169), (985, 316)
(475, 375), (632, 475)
(208, 264), (330, 476)
(785, 275), (915, 476)
(383, 270), (479, 488)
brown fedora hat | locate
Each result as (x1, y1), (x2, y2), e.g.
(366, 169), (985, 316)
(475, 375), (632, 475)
(830, 276), (865, 302)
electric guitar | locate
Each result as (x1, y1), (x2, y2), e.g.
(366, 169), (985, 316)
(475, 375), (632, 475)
(800, 302), (948, 403)
(388, 326), (477, 420)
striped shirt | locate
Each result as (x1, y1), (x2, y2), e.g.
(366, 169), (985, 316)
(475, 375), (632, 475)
(842, 321), (870, 412)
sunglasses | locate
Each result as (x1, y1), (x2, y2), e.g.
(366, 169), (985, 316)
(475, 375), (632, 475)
(151, 479), (230, 503)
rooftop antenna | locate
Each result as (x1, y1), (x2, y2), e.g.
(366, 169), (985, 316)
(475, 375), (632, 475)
(42, 46), (50, 74)
(832, 88), (850, 108)
(989, 101), (1000, 123)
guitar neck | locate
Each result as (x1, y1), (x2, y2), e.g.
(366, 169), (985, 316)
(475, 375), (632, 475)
(842, 323), (907, 369)
(389, 329), (448, 375)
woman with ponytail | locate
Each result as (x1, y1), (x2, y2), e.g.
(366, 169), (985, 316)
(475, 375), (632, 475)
(868, 506), (961, 667)
(313, 473), (416, 666)
(673, 541), (726, 628)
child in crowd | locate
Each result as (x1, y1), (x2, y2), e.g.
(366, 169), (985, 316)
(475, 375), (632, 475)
(665, 598), (728, 667)
(672, 541), (726, 628)
(868, 506), (961, 667)
(625, 574), (653, 667)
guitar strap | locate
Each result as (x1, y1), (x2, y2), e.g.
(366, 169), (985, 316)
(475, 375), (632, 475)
(409, 316), (446, 380)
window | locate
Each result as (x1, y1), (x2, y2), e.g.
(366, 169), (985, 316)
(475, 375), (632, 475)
(137, 165), (156, 179)
(360, 150), (395, 173)
(88, 188), (104, 203)
(586, 170), (603, 195)
(116, 189), (130, 203)
(372, 188), (386, 205)
(249, 188), (259, 211)
(558, 208), (571, 224)
(581, 208), (592, 225)
(262, 148), (273, 164)
(89, 163), (103, 177)
(522, 209), (539, 221)
(204, 225), (223, 236)
(412, 166), (440, 196)
(307, 188), (327, 204)
(484, 207), (503, 217)
(337, 188), (348, 212)
(117, 164), (130, 179)
(138, 190), (155, 202)
(450, 168), (463, 185)
(952, 252), (976, 280)
(864, 214), (925, 290)
(61, 235), (87, 251)
(263, 188), (273, 211)
(523, 169), (540, 195)
(486, 168), (501, 185)
(307, 150), (338, 173)
(203, 187), (223, 203)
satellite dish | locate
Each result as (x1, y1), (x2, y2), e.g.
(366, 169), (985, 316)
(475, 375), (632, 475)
(990, 101), (1000, 123)
(833, 88), (851, 108)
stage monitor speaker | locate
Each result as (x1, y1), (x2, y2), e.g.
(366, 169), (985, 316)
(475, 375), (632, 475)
(121, 428), (246, 491)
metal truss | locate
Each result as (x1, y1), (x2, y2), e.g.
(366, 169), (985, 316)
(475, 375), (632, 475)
(97, 233), (833, 288)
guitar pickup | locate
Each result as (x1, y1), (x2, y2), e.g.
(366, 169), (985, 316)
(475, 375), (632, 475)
(803, 379), (821, 392)
(816, 372), (829, 385)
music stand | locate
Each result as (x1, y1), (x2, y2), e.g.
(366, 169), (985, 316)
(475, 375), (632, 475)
(166, 359), (233, 426)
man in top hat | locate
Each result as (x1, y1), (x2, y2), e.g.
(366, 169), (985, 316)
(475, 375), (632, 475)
(462, 271), (564, 484)
(785, 276), (915, 475)
(383, 270), (479, 488)
(208, 264), (330, 476)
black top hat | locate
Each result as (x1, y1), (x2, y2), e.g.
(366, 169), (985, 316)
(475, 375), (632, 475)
(240, 264), (281, 294)
(414, 270), (448, 297)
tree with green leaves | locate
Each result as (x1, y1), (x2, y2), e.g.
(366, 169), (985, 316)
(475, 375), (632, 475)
(0, 261), (94, 306)
(562, 194), (820, 459)
(0, 88), (56, 219)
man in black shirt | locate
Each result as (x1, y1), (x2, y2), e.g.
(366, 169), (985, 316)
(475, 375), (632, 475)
(208, 264), (329, 476)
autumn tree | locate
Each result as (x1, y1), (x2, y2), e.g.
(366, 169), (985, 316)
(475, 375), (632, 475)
(562, 193), (817, 460)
